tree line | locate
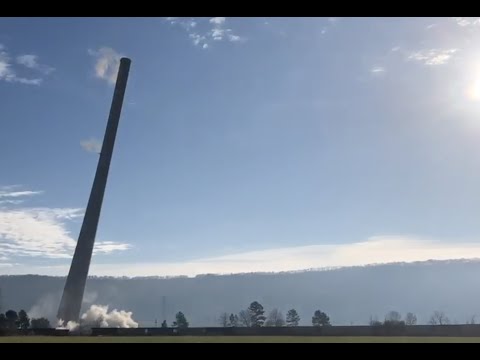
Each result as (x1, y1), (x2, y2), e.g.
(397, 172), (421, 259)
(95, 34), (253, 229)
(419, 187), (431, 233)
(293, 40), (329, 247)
(219, 301), (331, 327)
(369, 310), (466, 327)
(167, 301), (331, 328)
(0, 309), (51, 331)
(0, 305), (468, 332)
(173, 306), (466, 328)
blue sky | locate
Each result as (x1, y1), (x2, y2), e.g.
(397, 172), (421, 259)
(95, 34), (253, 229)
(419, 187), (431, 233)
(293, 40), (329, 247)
(3, 17), (480, 276)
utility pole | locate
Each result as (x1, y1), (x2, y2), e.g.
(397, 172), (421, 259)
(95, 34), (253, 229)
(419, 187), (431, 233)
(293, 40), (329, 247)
(162, 295), (167, 324)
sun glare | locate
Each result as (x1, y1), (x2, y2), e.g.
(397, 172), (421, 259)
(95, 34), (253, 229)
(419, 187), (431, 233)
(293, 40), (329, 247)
(465, 64), (480, 101)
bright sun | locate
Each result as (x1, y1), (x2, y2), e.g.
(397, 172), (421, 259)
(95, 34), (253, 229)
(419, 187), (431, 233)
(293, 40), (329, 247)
(466, 70), (480, 101)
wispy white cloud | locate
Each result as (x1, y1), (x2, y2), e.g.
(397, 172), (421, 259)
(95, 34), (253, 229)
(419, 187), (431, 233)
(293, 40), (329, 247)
(0, 188), (43, 198)
(0, 47), (51, 86)
(16, 54), (55, 74)
(209, 17), (226, 25)
(189, 33), (207, 47)
(407, 48), (458, 66)
(93, 241), (132, 255)
(319, 17), (339, 37)
(89, 236), (480, 277)
(453, 17), (480, 27)
(14, 77), (42, 85)
(0, 185), (131, 263)
(165, 17), (245, 49)
(0, 207), (83, 259)
(208, 18), (245, 43)
(165, 17), (196, 30)
(0, 51), (14, 81)
(0, 263), (17, 268)
(0, 59), (11, 78)
(211, 28), (225, 41)
(0, 199), (24, 206)
(0, 186), (41, 206)
(228, 34), (241, 42)
(373, 16), (480, 77)
(370, 66), (386, 74)
(8, 235), (480, 277)
(80, 138), (102, 153)
(88, 47), (123, 84)
(48, 208), (85, 220)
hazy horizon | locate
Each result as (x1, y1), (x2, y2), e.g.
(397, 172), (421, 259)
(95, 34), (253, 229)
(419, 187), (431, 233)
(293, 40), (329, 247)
(2, 259), (480, 326)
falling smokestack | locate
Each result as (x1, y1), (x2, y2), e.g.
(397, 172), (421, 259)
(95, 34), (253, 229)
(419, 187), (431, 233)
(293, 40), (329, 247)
(57, 57), (131, 323)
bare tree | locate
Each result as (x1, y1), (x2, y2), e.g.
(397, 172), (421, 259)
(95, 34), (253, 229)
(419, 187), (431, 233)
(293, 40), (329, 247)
(405, 312), (417, 326)
(369, 315), (382, 326)
(238, 309), (252, 327)
(218, 312), (229, 327)
(385, 311), (402, 323)
(467, 315), (476, 325)
(229, 313), (239, 327)
(265, 308), (286, 327)
(429, 311), (450, 325)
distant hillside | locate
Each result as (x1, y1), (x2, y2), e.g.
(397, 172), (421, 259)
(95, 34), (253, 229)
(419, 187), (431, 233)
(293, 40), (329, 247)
(1, 259), (480, 326)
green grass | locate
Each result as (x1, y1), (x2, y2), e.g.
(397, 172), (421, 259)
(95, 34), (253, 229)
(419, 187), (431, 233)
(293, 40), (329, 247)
(2, 336), (480, 343)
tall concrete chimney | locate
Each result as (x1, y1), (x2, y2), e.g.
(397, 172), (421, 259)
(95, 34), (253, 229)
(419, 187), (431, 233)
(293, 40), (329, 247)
(57, 57), (131, 323)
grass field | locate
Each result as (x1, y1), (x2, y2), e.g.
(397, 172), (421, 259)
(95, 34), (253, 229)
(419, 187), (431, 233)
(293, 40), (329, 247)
(2, 336), (480, 343)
